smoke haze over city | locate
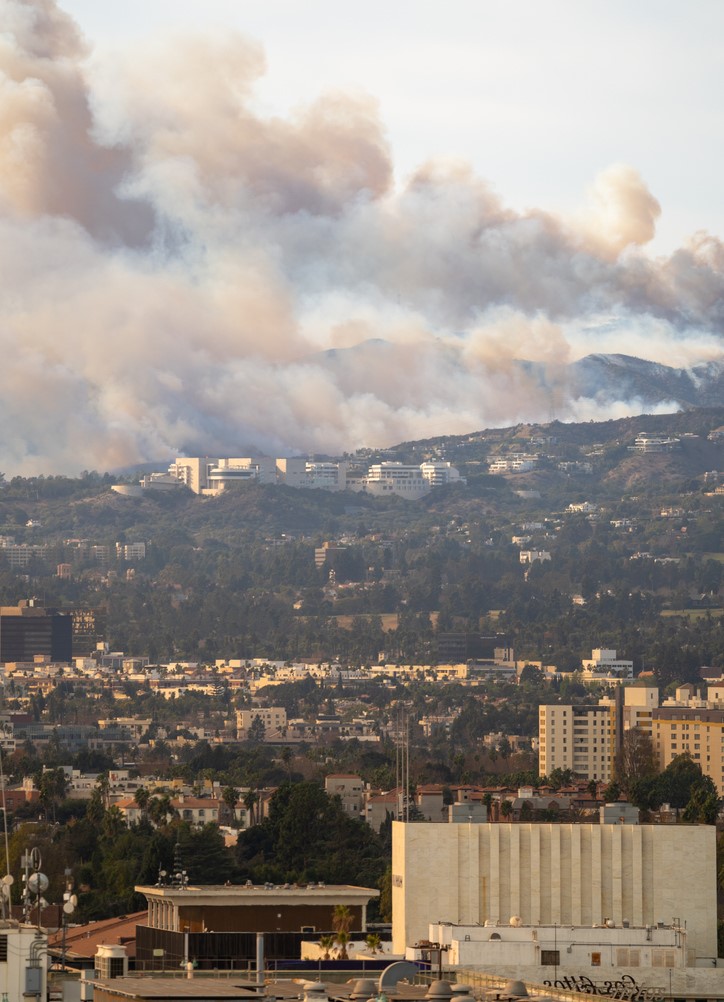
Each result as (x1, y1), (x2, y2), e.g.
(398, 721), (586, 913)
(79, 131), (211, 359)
(1, 0), (723, 475)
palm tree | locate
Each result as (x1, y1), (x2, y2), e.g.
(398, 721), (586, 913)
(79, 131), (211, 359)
(222, 786), (240, 826)
(332, 904), (353, 934)
(335, 930), (350, 960)
(365, 933), (382, 955)
(134, 786), (150, 817)
(318, 934), (335, 960)
(242, 788), (259, 827)
(332, 904), (353, 959)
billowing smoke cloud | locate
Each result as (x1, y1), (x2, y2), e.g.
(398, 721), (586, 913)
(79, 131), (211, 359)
(1, 0), (723, 475)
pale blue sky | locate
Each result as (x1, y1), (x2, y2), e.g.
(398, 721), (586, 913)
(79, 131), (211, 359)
(62, 0), (724, 255)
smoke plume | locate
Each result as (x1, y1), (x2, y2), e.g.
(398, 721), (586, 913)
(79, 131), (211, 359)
(0, 0), (722, 475)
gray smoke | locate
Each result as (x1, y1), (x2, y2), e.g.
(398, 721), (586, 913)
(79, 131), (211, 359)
(0, 0), (722, 474)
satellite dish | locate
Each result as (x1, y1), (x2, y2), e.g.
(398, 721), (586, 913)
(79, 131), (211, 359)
(70, 894), (78, 907)
(63, 901), (75, 915)
(28, 872), (49, 895)
(2, 875), (13, 887)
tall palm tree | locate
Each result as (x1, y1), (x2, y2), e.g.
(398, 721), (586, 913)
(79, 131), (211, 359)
(134, 786), (150, 817)
(332, 904), (353, 959)
(222, 786), (240, 826)
(335, 930), (350, 961)
(242, 788), (259, 827)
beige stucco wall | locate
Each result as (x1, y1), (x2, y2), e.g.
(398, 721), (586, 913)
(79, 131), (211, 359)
(392, 822), (716, 961)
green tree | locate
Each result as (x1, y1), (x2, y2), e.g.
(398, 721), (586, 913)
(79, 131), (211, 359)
(249, 716), (266, 743)
(179, 824), (235, 884)
(682, 778), (720, 824)
(615, 727), (657, 795)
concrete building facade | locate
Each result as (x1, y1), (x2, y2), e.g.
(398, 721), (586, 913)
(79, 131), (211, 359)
(391, 821), (717, 963)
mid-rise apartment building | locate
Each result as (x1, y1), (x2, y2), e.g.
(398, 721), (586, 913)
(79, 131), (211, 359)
(653, 706), (724, 795)
(236, 706), (287, 737)
(538, 703), (616, 781)
(324, 773), (364, 816)
(539, 685), (660, 781)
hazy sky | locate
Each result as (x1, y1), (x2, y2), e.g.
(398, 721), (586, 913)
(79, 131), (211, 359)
(1, 0), (723, 475)
(61, 0), (724, 254)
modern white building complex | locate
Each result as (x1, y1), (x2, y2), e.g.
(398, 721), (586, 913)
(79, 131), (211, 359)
(391, 820), (717, 964)
(159, 455), (464, 499)
(581, 648), (634, 682)
(360, 463), (429, 499)
(419, 461), (465, 487)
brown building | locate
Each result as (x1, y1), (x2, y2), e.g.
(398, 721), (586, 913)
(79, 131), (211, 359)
(134, 883), (379, 971)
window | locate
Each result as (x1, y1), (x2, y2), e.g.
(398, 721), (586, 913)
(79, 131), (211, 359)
(617, 949), (640, 967)
(0, 935), (6, 962)
(652, 950), (677, 967)
(541, 951), (560, 966)
(591, 952), (601, 967)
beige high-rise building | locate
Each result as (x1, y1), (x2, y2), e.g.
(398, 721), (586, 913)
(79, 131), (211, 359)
(653, 707), (724, 795)
(392, 821), (717, 962)
(538, 685), (660, 782)
(538, 703), (616, 781)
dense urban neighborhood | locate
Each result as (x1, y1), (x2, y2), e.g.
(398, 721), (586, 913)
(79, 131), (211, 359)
(0, 408), (723, 996)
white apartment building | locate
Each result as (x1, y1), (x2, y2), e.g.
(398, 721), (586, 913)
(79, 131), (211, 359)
(539, 703), (616, 781)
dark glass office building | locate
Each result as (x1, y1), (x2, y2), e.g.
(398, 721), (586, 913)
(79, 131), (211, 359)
(0, 600), (73, 663)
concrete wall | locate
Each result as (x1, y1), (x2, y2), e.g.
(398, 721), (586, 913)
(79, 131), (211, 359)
(391, 822), (716, 962)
